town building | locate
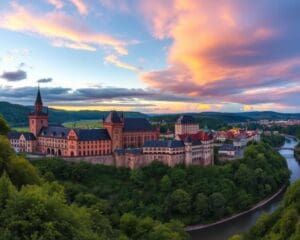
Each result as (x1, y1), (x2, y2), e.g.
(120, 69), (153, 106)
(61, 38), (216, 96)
(9, 88), (214, 169)
(218, 144), (237, 158)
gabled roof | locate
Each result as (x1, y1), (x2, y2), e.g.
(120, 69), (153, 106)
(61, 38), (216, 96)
(178, 131), (213, 143)
(74, 128), (111, 141)
(39, 125), (70, 139)
(8, 131), (21, 139)
(143, 140), (184, 148)
(104, 111), (122, 123)
(22, 132), (36, 141)
(124, 118), (155, 132)
(176, 115), (196, 124)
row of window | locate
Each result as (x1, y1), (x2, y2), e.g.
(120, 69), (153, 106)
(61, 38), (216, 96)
(77, 149), (111, 156)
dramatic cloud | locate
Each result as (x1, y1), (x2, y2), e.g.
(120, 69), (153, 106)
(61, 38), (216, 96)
(0, 86), (197, 106)
(69, 0), (88, 15)
(105, 55), (141, 71)
(47, 0), (64, 9)
(0, 70), (27, 81)
(0, 3), (128, 54)
(139, 0), (300, 108)
(37, 78), (53, 83)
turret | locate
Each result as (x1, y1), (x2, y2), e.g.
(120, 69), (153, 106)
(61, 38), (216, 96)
(103, 111), (124, 151)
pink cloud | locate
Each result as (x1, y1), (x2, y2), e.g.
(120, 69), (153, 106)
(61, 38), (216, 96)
(47, 0), (64, 9)
(104, 55), (141, 71)
(69, 0), (88, 15)
(139, 0), (300, 108)
(0, 3), (127, 54)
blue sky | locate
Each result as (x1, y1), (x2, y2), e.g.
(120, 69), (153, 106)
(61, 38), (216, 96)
(0, 0), (300, 113)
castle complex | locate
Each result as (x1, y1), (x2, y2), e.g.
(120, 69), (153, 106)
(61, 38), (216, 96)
(9, 88), (214, 169)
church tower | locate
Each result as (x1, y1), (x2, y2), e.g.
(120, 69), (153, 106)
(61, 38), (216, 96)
(103, 111), (124, 151)
(29, 87), (48, 137)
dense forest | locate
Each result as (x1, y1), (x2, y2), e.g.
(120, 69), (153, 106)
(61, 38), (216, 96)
(32, 142), (290, 227)
(229, 180), (300, 240)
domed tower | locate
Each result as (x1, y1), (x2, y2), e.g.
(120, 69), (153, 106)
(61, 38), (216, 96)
(29, 87), (48, 137)
(103, 111), (124, 151)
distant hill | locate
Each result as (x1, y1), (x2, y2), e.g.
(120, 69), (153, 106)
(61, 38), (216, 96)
(0, 101), (148, 127)
(151, 111), (300, 123)
(150, 111), (300, 130)
(2, 101), (300, 128)
(237, 111), (300, 120)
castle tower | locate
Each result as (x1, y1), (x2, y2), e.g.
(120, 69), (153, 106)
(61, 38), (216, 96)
(175, 115), (199, 139)
(29, 87), (48, 137)
(103, 111), (124, 151)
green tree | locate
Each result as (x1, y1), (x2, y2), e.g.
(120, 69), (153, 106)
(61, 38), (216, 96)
(170, 189), (191, 215)
(0, 136), (41, 188)
(194, 193), (209, 218)
(209, 192), (226, 218)
(160, 175), (172, 192)
(0, 115), (10, 136)
(120, 213), (138, 237)
(0, 177), (107, 240)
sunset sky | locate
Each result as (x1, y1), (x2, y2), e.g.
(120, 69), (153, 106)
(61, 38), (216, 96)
(0, 0), (300, 113)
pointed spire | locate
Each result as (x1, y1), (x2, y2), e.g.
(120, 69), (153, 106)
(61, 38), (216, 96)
(35, 85), (43, 112)
(35, 85), (43, 105)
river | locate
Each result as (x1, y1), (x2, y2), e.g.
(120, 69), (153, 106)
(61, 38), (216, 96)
(189, 137), (300, 240)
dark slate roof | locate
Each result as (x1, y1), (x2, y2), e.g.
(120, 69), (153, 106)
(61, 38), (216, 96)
(219, 144), (236, 151)
(8, 131), (21, 139)
(124, 118), (155, 132)
(104, 111), (122, 123)
(39, 125), (70, 138)
(22, 132), (36, 141)
(74, 129), (111, 141)
(176, 115), (196, 124)
(143, 140), (184, 148)
(35, 87), (43, 105)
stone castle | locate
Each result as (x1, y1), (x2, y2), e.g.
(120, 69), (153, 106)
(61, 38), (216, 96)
(9, 88), (214, 169)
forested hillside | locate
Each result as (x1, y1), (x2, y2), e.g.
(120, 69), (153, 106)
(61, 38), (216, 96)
(229, 180), (300, 240)
(0, 101), (147, 127)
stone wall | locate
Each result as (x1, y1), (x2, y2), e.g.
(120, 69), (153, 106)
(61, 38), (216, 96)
(62, 155), (115, 165)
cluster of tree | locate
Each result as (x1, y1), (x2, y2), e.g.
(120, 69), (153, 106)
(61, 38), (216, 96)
(0, 116), (188, 240)
(33, 142), (290, 226)
(261, 134), (285, 148)
(259, 124), (300, 140)
(229, 180), (300, 240)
